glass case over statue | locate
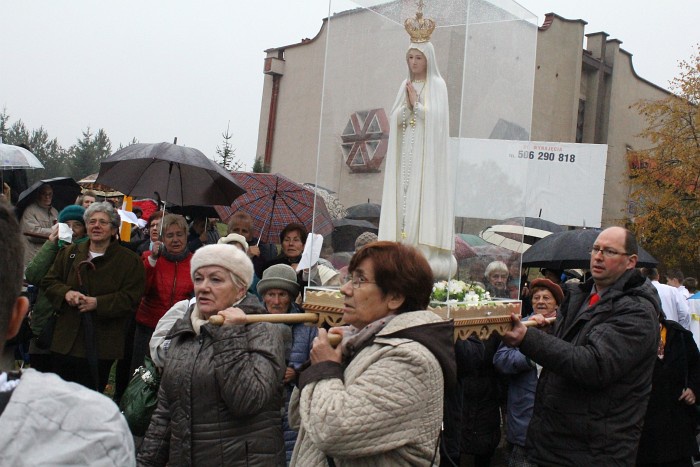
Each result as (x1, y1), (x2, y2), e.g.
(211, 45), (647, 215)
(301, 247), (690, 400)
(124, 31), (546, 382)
(296, 0), (538, 335)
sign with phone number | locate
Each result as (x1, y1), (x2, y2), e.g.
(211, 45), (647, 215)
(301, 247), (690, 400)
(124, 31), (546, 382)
(453, 139), (608, 227)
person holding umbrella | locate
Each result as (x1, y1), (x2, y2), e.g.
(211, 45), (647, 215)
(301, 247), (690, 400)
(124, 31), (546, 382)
(19, 183), (58, 265)
(131, 214), (193, 375)
(42, 201), (145, 391)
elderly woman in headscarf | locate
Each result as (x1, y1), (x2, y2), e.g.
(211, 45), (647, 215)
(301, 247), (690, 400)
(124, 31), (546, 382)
(289, 241), (455, 465)
(42, 201), (145, 391)
(257, 264), (317, 463)
(26, 205), (89, 372)
(137, 244), (286, 467)
(131, 214), (193, 374)
(493, 278), (563, 467)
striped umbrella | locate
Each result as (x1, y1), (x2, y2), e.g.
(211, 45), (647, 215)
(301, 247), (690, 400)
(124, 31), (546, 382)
(215, 172), (334, 244)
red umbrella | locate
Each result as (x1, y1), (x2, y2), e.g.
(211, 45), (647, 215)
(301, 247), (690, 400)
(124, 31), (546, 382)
(215, 172), (334, 244)
(454, 235), (477, 260)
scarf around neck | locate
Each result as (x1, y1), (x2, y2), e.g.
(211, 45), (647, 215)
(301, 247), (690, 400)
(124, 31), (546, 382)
(341, 314), (397, 361)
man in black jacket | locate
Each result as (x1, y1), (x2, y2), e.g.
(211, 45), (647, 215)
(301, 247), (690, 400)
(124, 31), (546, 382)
(503, 226), (660, 466)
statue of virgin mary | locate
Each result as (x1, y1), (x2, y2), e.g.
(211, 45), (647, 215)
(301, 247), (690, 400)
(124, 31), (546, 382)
(378, 8), (456, 279)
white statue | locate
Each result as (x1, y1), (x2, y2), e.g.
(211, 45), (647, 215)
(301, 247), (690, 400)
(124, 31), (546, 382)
(379, 4), (456, 279)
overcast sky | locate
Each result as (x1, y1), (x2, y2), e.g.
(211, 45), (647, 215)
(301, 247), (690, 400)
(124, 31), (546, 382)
(1, 1), (697, 170)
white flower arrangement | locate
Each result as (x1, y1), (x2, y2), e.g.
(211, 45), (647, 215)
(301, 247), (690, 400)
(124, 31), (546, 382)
(431, 279), (490, 305)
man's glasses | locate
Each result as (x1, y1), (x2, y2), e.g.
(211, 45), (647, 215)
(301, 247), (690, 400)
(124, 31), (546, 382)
(590, 246), (631, 258)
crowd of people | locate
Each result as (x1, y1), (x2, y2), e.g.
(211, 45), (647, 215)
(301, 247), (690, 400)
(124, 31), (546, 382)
(0, 184), (698, 466)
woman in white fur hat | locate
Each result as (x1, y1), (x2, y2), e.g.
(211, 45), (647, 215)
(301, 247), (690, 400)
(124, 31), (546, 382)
(138, 244), (286, 466)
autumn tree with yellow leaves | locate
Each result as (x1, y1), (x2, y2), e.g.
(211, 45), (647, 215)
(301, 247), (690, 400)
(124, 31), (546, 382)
(628, 45), (700, 275)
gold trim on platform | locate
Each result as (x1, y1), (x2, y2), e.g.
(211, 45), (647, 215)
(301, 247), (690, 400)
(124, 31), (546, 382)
(303, 287), (523, 340)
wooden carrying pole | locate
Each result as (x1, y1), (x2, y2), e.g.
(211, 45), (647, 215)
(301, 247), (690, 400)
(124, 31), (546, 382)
(207, 313), (554, 347)
(208, 313), (343, 346)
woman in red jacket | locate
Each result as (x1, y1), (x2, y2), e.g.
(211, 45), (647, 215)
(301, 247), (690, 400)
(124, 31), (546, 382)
(131, 214), (193, 373)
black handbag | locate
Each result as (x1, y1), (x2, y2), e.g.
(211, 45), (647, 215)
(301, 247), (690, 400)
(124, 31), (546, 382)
(119, 356), (161, 436)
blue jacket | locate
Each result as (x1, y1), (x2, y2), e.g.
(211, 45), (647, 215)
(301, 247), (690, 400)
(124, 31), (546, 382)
(493, 342), (537, 446)
(276, 302), (317, 464)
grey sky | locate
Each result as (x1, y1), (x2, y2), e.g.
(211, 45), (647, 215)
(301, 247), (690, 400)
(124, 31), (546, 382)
(1, 1), (697, 170)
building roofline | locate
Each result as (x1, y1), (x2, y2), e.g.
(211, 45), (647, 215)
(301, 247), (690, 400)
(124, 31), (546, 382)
(539, 12), (587, 31)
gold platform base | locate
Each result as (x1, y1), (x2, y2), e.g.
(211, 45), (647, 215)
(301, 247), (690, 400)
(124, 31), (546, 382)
(303, 287), (521, 340)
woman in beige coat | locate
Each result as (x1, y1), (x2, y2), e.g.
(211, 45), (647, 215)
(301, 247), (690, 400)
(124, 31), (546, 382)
(290, 241), (456, 466)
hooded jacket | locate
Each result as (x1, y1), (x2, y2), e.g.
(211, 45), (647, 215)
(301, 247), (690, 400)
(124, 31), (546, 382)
(519, 269), (660, 466)
(0, 369), (134, 466)
(289, 309), (455, 466)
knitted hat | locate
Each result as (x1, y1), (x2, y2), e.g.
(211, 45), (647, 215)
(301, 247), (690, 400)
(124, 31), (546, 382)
(355, 231), (378, 250)
(529, 278), (564, 305)
(190, 244), (254, 289)
(218, 233), (249, 252)
(257, 264), (300, 298)
(59, 205), (86, 224)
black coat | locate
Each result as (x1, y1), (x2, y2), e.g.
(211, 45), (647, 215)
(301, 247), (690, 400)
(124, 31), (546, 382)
(636, 319), (700, 464)
(137, 296), (286, 466)
(519, 269), (660, 466)
(456, 333), (502, 458)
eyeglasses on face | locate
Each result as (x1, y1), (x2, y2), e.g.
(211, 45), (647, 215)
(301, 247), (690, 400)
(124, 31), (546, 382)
(88, 219), (111, 227)
(343, 273), (377, 289)
(590, 246), (631, 258)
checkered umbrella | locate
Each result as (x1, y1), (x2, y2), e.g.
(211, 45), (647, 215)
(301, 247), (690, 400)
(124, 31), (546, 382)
(215, 172), (334, 244)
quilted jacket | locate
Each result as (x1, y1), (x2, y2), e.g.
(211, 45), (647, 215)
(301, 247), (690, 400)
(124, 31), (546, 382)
(289, 309), (455, 466)
(136, 296), (286, 467)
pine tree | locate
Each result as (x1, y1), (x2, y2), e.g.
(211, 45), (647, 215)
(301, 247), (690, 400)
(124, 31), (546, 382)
(216, 122), (244, 172)
(70, 127), (112, 179)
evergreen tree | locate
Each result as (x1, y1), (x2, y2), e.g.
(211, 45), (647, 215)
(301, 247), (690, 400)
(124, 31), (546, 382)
(216, 122), (244, 172)
(252, 157), (270, 173)
(70, 127), (112, 179)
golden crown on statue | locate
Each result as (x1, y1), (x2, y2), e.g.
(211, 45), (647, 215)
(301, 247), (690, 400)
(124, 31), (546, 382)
(404, 0), (435, 43)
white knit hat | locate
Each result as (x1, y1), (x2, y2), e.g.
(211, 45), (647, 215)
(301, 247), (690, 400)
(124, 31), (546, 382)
(190, 244), (254, 289)
(218, 233), (249, 252)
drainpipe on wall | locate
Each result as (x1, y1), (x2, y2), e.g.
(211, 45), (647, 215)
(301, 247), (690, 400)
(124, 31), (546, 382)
(263, 51), (285, 170)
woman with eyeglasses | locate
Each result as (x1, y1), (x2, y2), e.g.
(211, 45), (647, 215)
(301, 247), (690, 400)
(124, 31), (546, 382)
(289, 241), (456, 465)
(42, 201), (145, 391)
(20, 182), (58, 266)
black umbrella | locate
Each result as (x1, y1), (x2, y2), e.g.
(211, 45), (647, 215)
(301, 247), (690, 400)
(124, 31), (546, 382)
(15, 177), (81, 220)
(345, 202), (381, 221)
(331, 218), (378, 252)
(168, 205), (219, 219)
(95, 142), (245, 207)
(522, 228), (658, 269)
